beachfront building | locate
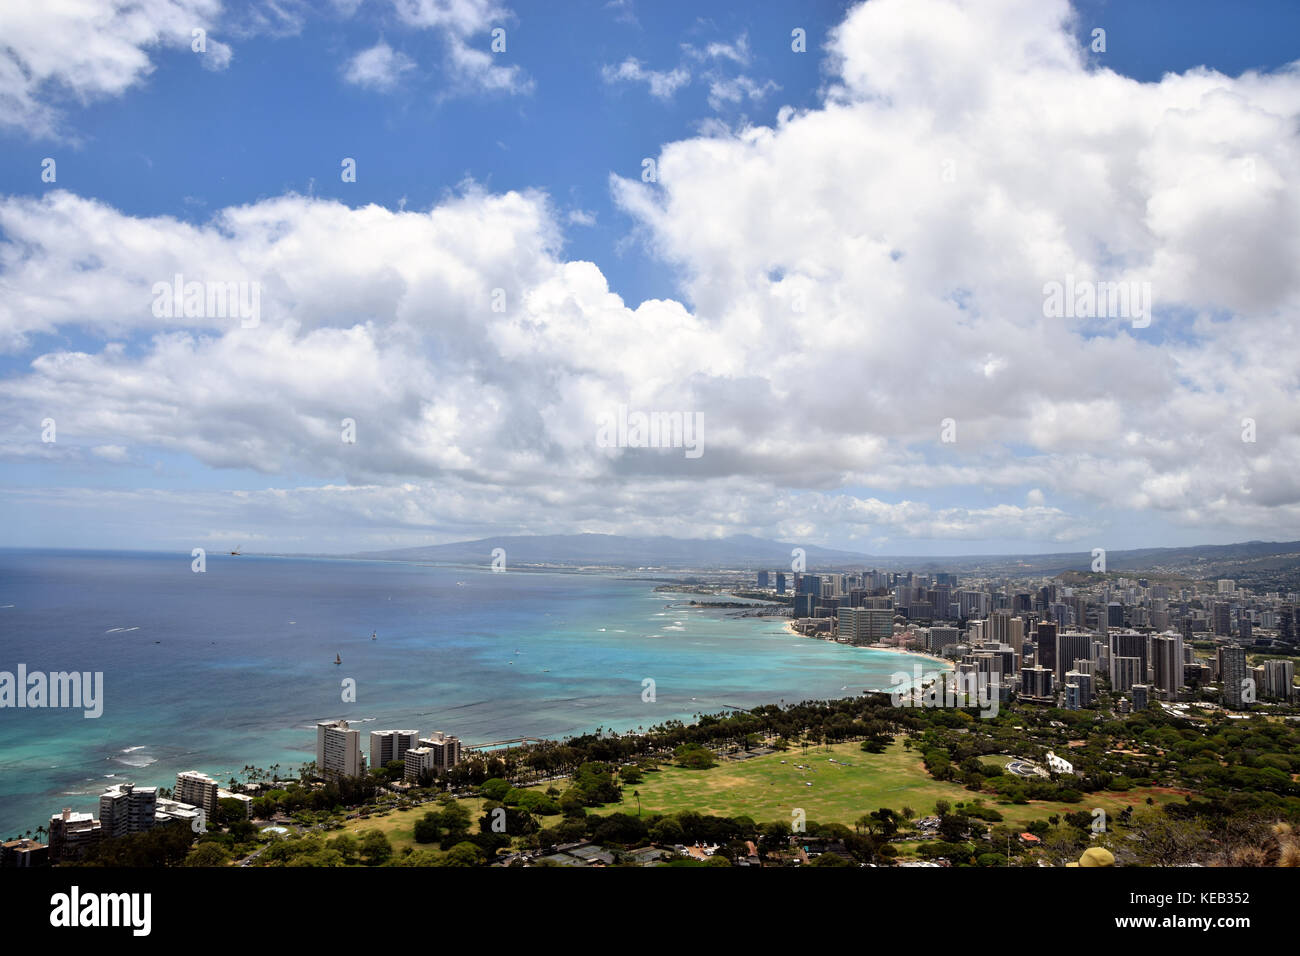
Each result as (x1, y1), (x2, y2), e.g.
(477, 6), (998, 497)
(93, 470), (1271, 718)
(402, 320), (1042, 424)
(370, 729), (420, 771)
(837, 607), (893, 646)
(0, 838), (48, 867)
(317, 719), (364, 779)
(175, 771), (220, 820)
(155, 797), (202, 828)
(99, 783), (157, 838)
(419, 732), (463, 772)
(48, 809), (101, 863)
(403, 746), (436, 783)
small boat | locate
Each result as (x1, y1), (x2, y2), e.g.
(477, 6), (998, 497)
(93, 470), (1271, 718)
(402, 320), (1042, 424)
(371, 631), (377, 640)
(334, 653), (342, 665)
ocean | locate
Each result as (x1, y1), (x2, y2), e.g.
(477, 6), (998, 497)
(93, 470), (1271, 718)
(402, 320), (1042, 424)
(0, 549), (942, 836)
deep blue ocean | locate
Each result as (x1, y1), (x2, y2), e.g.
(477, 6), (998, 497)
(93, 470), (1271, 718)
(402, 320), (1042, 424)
(0, 549), (936, 836)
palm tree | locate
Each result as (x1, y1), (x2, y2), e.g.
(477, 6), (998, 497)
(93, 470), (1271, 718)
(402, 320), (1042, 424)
(633, 790), (641, 817)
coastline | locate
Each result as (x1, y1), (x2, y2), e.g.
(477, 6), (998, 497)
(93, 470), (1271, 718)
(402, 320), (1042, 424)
(783, 620), (952, 670)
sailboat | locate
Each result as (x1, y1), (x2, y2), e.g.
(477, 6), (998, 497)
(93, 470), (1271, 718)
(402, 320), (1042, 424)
(334, 653), (342, 665)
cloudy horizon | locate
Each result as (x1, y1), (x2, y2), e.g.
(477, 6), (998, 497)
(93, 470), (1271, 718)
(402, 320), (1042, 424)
(2, 0), (1299, 557)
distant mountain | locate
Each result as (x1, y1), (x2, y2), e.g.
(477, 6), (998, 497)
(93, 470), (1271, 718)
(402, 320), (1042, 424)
(354, 533), (872, 569)
(352, 534), (1300, 582)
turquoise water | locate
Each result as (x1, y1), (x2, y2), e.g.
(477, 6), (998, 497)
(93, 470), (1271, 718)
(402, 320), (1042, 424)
(0, 549), (943, 836)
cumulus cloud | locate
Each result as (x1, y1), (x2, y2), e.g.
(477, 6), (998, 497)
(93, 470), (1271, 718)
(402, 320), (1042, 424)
(4, 0), (1300, 551)
(0, 0), (227, 138)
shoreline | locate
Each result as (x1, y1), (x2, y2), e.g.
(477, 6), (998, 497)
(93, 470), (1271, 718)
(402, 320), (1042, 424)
(783, 620), (953, 670)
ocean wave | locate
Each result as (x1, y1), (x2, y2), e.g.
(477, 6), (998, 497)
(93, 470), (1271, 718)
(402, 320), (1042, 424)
(105, 626), (140, 633)
(115, 753), (156, 769)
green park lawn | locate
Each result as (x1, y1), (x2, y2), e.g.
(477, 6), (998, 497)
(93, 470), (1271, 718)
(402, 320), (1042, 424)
(339, 797), (488, 853)
(583, 738), (1189, 832)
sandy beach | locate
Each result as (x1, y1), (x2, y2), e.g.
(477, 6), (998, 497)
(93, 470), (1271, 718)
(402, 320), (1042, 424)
(783, 619), (953, 669)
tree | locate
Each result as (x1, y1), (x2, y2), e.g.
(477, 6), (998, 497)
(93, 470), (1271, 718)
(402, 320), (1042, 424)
(184, 842), (231, 867)
(358, 829), (393, 866)
(442, 841), (485, 867)
(413, 813), (442, 844)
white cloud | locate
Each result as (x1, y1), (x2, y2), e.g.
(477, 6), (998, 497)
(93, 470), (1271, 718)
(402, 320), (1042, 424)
(601, 58), (690, 100)
(4, 0), (1300, 550)
(683, 32), (752, 67)
(390, 0), (532, 95)
(343, 41), (417, 90)
(705, 74), (780, 111)
(0, 0), (227, 138)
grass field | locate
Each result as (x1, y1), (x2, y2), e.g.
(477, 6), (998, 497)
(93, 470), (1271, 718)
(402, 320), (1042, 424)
(338, 797), (488, 853)
(583, 739), (1189, 832)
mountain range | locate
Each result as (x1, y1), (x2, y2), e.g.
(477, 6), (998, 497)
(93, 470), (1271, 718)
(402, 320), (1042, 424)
(351, 534), (1300, 584)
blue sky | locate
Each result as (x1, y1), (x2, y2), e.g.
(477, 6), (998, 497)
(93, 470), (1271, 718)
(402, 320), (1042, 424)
(1, 0), (1298, 555)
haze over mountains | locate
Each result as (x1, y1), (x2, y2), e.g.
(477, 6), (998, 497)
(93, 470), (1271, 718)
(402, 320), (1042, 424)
(353, 534), (1300, 582)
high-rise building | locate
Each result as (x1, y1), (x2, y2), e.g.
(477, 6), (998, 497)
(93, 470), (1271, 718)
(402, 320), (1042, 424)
(1151, 633), (1185, 699)
(776, 572), (786, 594)
(418, 732), (463, 772)
(757, 570), (770, 588)
(369, 730), (420, 771)
(1112, 656), (1142, 693)
(1036, 622), (1058, 676)
(1064, 682), (1083, 710)
(1110, 630), (1147, 677)
(1054, 632), (1093, 683)
(1219, 646), (1248, 708)
(1131, 684), (1150, 710)
(837, 607), (893, 645)
(1019, 666), (1054, 702)
(1262, 659), (1295, 702)
(1213, 603), (1232, 636)
(988, 609), (1011, 642)
(927, 625), (959, 655)
(1064, 670), (1093, 705)
(403, 746), (436, 783)
(99, 783), (157, 838)
(175, 771), (220, 821)
(317, 719), (364, 779)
